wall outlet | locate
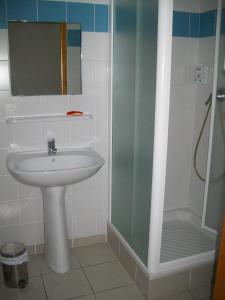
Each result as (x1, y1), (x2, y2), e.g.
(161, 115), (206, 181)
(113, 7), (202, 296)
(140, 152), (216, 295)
(195, 65), (208, 85)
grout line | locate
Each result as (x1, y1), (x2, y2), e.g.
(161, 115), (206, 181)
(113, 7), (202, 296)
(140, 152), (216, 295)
(4, 0), (7, 25)
(40, 274), (49, 300)
(94, 282), (134, 295)
(79, 258), (118, 269)
(79, 259), (96, 296)
(94, 4), (96, 33)
(36, 0), (39, 21)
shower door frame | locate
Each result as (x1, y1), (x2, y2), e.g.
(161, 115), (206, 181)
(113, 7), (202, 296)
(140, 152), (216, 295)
(147, 0), (173, 275)
(148, 0), (222, 278)
(201, 0), (223, 236)
(109, 0), (174, 275)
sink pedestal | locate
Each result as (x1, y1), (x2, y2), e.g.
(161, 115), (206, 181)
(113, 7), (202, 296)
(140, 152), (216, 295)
(42, 187), (71, 273)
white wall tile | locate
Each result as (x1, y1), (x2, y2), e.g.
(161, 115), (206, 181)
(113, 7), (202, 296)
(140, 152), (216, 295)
(95, 60), (108, 88)
(0, 201), (20, 226)
(0, 121), (13, 148)
(0, 29), (9, 60)
(18, 183), (41, 201)
(0, 149), (9, 175)
(12, 122), (44, 149)
(200, 0), (218, 12)
(20, 223), (44, 246)
(0, 176), (18, 202)
(40, 95), (69, 114)
(12, 96), (41, 116)
(65, 187), (73, 239)
(69, 119), (95, 147)
(173, 0), (201, 12)
(0, 225), (21, 246)
(188, 36), (216, 215)
(82, 32), (109, 61)
(95, 166), (108, 234)
(0, 91), (11, 120)
(173, 0), (217, 12)
(20, 197), (43, 225)
(82, 59), (96, 90)
(71, 177), (97, 238)
(165, 37), (198, 210)
(166, 34), (216, 215)
(82, 32), (96, 60)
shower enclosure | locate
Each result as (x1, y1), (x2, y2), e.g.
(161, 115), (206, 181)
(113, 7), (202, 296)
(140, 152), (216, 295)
(110, 0), (225, 276)
(111, 0), (158, 266)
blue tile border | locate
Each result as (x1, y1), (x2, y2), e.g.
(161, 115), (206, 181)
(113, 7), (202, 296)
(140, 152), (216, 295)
(0, 0), (7, 29)
(173, 9), (217, 38)
(199, 10), (217, 37)
(67, 2), (94, 32)
(7, 0), (37, 22)
(173, 11), (189, 37)
(67, 29), (81, 47)
(38, 0), (66, 22)
(0, 1), (218, 37)
(95, 4), (108, 33)
(190, 13), (199, 38)
(0, 0), (109, 32)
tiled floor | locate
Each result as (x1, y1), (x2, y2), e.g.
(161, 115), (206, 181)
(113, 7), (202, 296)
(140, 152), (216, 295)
(0, 243), (211, 300)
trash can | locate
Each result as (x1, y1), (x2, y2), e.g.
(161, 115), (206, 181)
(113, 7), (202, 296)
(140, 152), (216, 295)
(0, 242), (29, 288)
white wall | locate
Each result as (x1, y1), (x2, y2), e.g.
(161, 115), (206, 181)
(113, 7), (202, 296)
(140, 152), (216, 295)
(164, 38), (198, 210)
(164, 0), (216, 213)
(188, 36), (216, 216)
(0, 28), (110, 247)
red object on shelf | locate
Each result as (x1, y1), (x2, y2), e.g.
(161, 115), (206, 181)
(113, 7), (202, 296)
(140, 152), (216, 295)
(66, 111), (84, 116)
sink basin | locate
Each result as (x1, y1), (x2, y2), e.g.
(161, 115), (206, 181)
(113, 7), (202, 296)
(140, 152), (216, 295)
(7, 147), (105, 187)
(6, 147), (104, 274)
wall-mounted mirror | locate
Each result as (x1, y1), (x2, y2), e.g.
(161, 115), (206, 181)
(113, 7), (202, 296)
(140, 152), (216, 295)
(8, 21), (82, 96)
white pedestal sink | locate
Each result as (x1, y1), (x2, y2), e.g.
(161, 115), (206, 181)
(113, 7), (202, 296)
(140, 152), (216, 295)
(7, 148), (104, 273)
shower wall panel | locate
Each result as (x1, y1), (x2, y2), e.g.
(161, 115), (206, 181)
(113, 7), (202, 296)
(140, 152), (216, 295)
(111, 0), (158, 265)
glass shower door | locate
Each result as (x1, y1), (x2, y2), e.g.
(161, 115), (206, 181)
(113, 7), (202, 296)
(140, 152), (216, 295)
(204, 1), (225, 233)
(111, 0), (158, 265)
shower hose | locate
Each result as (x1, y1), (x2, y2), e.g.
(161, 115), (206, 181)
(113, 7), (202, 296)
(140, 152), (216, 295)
(194, 93), (225, 183)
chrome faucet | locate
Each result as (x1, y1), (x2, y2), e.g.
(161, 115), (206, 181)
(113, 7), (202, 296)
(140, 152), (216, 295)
(47, 138), (57, 156)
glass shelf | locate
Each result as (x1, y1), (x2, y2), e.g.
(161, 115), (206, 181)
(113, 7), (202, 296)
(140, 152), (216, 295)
(6, 113), (93, 124)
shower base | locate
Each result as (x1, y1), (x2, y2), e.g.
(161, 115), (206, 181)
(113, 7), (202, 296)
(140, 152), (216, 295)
(160, 208), (216, 263)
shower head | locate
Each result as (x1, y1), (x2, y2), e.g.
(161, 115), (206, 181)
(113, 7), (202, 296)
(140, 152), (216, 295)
(205, 93), (212, 106)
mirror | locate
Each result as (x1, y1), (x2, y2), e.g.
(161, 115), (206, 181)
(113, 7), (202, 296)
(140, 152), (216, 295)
(8, 21), (82, 96)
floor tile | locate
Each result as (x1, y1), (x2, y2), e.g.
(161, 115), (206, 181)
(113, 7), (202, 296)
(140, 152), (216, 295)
(0, 277), (46, 300)
(71, 295), (96, 300)
(76, 243), (117, 267)
(84, 261), (133, 293)
(189, 284), (212, 299)
(28, 255), (41, 277)
(151, 291), (195, 300)
(38, 251), (80, 274)
(0, 266), (4, 282)
(95, 285), (145, 300)
(37, 254), (53, 275)
(42, 268), (92, 300)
